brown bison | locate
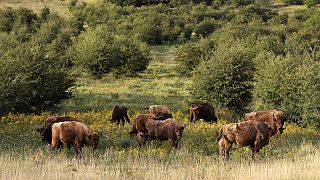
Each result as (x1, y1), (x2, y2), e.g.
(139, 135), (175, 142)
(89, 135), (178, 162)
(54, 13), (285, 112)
(36, 116), (79, 144)
(129, 114), (155, 136)
(245, 110), (286, 135)
(51, 121), (99, 157)
(216, 121), (273, 159)
(189, 103), (218, 123)
(138, 118), (186, 148)
(148, 105), (173, 120)
(111, 105), (130, 126)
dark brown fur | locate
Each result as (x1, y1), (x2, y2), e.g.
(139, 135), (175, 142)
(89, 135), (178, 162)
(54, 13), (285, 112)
(148, 105), (173, 120)
(111, 105), (130, 126)
(138, 118), (185, 148)
(245, 110), (286, 135)
(189, 103), (217, 123)
(216, 121), (273, 159)
(51, 121), (99, 157)
(36, 116), (79, 144)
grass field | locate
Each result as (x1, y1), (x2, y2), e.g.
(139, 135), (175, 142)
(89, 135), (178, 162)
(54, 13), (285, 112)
(1, 44), (320, 179)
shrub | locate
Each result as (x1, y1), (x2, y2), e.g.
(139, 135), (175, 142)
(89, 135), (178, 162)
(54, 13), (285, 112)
(190, 42), (255, 115)
(194, 18), (217, 37)
(71, 25), (150, 77)
(174, 39), (215, 75)
(0, 43), (75, 115)
(253, 52), (320, 127)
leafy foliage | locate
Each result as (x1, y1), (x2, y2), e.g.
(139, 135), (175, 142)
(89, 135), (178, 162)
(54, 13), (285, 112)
(253, 52), (320, 127)
(191, 43), (255, 114)
(70, 25), (151, 77)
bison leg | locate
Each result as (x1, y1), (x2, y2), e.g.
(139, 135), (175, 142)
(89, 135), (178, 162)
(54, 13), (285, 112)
(189, 112), (194, 123)
(137, 132), (147, 147)
(173, 140), (179, 148)
(252, 134), (269, 159)
(219, 138), (232, 159)
(120, 117), (126, 127)
(124, 113), (130, 124)
(74, 145), (82, 158)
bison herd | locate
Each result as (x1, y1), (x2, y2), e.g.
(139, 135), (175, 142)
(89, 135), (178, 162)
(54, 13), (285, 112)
(36, 103), (286, 159)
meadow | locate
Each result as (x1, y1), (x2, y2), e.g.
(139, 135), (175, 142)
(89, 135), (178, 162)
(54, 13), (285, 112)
(1, 45), (320, 179)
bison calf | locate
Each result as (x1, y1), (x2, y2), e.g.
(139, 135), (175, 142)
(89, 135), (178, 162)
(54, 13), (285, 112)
(216, 121), (273, 159)
(189, 103), (217, 123)
(138, 118), (186, 148)
(111, 105), (130, 126)
(51, 121), (99, 157)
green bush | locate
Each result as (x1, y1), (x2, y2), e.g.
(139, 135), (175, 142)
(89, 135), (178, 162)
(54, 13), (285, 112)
(0, 44), (75, 115)
(0, 7), (15, 32)
(0, 14), (79, 115)
(190, 42), (255, 114)
(253, 52), (320, 127)
(71, 25), (151, 77)
(174, 39), (215, 75)
(194, 18), (217, 37)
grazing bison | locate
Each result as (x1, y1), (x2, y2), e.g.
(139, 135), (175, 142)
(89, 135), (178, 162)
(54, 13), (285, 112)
(129, 114), (155, 136)
(51, 121), (99, 157)
(148, 105), (173, 120)
(189, 103), (217, 123)
(216, 121), (273, 159)
(111, 105), (130, 126)
(245, 110), (286, 135)
(36, 116), (79, 144)
(138, 118), (186, 148)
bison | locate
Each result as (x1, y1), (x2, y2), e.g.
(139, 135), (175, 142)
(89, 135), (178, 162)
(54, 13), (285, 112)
(129, 114), (155, 136)
(111, 105), (130, 126)
(216, 121), (273, 159)
(148, 105), (173, 120)
(51, 121), (99, 157)
(36, 116), (79, 144)
(138, 118), (186, 148)
(245, 110), (286, 135)
(189, 103), (217, 123)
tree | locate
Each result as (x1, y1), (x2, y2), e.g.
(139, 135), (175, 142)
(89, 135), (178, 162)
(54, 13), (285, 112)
(253, 52), (320, 127)
(0, 43), (75, 115)
(191, 43), (255, 114)
(71, 25), (151, 77)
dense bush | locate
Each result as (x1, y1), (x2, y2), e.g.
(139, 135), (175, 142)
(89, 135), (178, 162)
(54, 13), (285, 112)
(191, 43), (255, 114)
(0, 44), (75, 115)
(0, 13), (77, 115)
(174, 39), (215, 75)
(70, 25), (151, 77)
(253, 52), (320, 127)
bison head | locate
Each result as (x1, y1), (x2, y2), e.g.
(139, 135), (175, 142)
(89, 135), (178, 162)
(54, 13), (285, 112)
(36, 125), (52, 143)
(174, 124), (186, 140)
(88, 132), (100, 150)
(272, 111), (286, 135)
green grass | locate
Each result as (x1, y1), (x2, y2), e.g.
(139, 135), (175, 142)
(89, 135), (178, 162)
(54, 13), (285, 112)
(59, 45), (192, 114)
